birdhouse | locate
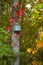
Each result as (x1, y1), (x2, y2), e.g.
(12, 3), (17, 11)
(13, 22), (21, 33)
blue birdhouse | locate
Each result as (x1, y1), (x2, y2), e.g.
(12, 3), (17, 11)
(13, 22), (21, 33)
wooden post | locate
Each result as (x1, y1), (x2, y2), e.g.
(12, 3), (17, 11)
(12, 32), (20, 65)
(12, 0), (20, 65)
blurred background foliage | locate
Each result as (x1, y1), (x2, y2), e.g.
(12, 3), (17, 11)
(20, 0), (43, 65)
(0, 0), (43, 65)
(0, 0), (16, 65)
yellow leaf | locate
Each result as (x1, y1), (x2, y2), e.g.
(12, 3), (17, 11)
(31, 22), (35, 26)
(22, 40), (25, 43)
(26, 48), (32, 53)
(32, 60), (37, 65)
(35, 10), (38, 13)
(39, 32), (43, 38)
(32, 16), (35, 18)
(36, 42), (43, 49)
(35, 10), (39, 14)
(32, 49), (37, 55)
(38, 17), (42, 20)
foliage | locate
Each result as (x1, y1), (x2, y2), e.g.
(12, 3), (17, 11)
(20, 0), (43, 65)
(0, 0), (43, 65)
(0, 1), (16, 65)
